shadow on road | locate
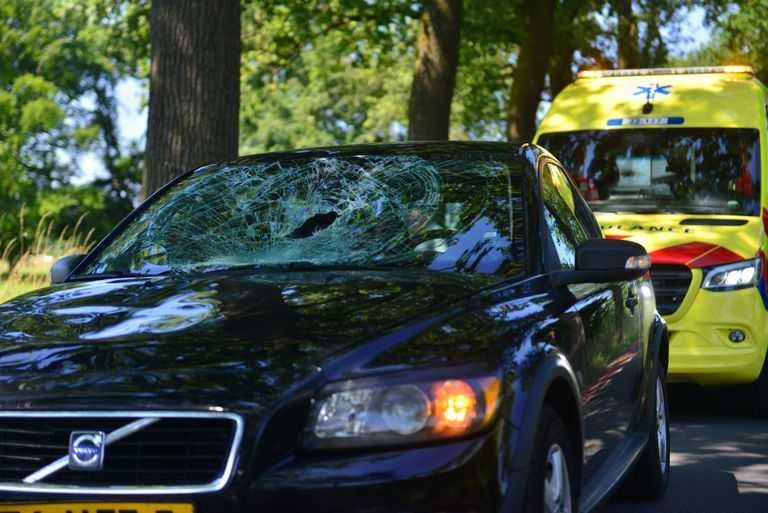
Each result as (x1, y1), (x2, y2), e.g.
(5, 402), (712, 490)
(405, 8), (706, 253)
(603, 384), (768, 513)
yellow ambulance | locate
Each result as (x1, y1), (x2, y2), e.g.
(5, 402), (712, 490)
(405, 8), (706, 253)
(535, 66), (768, 415)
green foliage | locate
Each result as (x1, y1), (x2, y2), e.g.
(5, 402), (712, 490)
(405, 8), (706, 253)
(36, 186), (134, 239)
(0, 0), (141, 261)
(238, 0), (708, 146)
(451, 0), (519, 140)
(706, 1), (768, 83)
(602, 0), (692, 69)
(240, 0), (416, 152)
(87, 0), (151, 77)
(240, 0), (531, 148)
(0, 211), (95, 303)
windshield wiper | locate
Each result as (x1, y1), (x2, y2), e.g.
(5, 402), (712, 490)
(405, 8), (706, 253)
(186, 261), (404, 275)
(70, 269), (173, 281)
(285, 261), (405, 271)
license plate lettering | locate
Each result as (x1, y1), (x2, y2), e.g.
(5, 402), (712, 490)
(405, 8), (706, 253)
(0, 505), (191, 513)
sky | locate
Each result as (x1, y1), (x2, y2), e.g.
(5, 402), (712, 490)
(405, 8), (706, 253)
(663, 6), (709, 55)
(73, 6), (713, 184)
(72, 78), (146, 185)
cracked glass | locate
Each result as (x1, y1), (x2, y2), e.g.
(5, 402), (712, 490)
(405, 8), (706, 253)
(84, 153), (525, 276)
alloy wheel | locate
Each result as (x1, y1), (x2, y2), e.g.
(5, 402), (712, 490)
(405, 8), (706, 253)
(656, 376), (668, 474)
(544, 443), (572, 513)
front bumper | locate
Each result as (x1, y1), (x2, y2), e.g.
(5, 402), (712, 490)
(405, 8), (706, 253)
(1, 421), (515, 513)
(666, 273), (768, 385)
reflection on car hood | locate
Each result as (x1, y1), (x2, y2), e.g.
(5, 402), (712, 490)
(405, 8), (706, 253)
(0, 270), (495, 410)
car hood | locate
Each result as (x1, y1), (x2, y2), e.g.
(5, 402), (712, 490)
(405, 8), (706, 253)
(595, 212), (764, 268)
(0, 270), (496, 410)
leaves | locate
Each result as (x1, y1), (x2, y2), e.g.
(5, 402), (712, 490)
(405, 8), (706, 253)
(711, 1), (768, 82)
(0, 0), (139, 262)
(239, 0), (416, 152)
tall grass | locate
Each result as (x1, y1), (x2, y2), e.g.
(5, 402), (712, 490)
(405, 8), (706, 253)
(0, 211), (95, 303)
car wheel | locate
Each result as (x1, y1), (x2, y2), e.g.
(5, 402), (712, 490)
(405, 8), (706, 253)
(620, 368), (670, 499)
(523, 405), (576, 513)
(742, 355), (768, 418)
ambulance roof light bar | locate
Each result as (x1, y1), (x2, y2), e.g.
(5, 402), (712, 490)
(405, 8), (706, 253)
(577, 66), (754, 79)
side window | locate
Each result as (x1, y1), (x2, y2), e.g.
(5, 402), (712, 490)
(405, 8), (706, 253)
(564, 168), (603, 239)
(541, 163), (589, 269)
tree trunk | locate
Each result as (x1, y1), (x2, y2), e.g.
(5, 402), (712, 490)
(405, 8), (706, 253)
(408, 0), (463, 141)
(549, 37), (576, 100)
(640, 10), (665, 67)
(143, 0), (241, 199)
(506, 0), (556, 143)
(549, 0), (583, 99)
(616, 0), (638, 69)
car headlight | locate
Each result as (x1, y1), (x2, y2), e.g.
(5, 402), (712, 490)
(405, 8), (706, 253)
(304, 374), (501, 450)
(701, 258), (761, 291)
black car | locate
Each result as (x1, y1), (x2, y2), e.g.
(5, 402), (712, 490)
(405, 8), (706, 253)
(0, 142), (668, 513)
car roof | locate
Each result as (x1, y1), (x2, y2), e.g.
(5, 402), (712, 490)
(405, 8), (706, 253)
(217, 141), (525, 167)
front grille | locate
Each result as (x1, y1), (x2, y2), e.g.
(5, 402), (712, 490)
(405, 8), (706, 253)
(0, 412), (242, 492)
(650, 264), (692, 315)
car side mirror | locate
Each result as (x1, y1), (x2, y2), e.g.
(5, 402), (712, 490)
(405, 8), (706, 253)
(50, 254), (86, 284)
(550, 239), (650, 287)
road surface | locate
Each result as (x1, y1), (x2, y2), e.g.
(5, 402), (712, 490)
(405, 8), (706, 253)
(604, 384), (768, 513)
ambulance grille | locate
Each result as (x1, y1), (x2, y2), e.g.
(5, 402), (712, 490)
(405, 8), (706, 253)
(649, 265), (692, 316)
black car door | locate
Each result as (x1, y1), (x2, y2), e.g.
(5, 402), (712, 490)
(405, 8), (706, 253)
(538, 161), (644, 484)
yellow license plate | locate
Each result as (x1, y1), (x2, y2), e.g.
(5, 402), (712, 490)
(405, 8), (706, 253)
(0, 504), (194, 513)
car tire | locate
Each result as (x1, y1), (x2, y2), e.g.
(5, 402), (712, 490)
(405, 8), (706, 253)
(742, 354), (768, 418)
(620, 368), (670, 499)
(523, 405), (577, 513)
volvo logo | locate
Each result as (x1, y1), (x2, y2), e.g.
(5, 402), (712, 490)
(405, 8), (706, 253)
(68, 431), (106, 470)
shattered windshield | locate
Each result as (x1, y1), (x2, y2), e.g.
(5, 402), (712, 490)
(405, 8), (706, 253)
(538, 128), (761, 215)
(84, 153), (525, 276)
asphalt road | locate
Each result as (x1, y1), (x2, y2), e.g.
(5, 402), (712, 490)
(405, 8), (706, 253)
(604, 384), (768, 513)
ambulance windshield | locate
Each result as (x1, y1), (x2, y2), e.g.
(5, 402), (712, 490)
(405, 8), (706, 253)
(538, 128), (761, 216)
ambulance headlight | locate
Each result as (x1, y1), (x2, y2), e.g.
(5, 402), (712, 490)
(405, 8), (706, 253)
(701, 259), (761, 291)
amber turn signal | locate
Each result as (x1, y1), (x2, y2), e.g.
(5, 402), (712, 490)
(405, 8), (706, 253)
(433, 380), (478, 431)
